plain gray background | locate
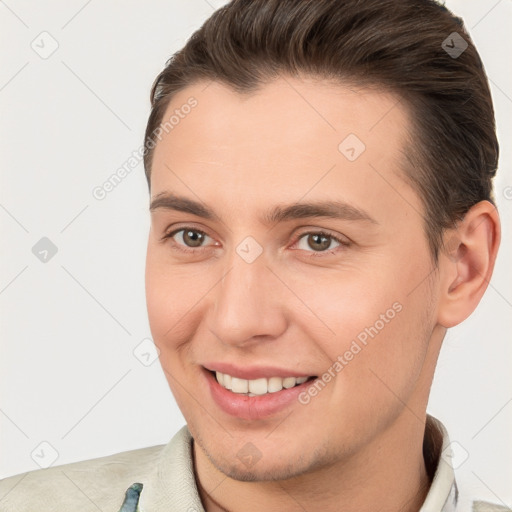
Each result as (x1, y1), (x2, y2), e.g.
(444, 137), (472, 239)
(1, 0), (511, 508)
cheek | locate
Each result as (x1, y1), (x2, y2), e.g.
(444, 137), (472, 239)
(287, 262), (432, 391)
(145, 245), (215, 362)
(351, 296), (432, 417)
(145, 246), (187, 349)
(145, 251), (202, 412)
(281, 265), (400, 345)
(145, 250), (170, 344)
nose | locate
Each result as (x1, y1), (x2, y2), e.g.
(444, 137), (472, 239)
(206, 246), (288, 348)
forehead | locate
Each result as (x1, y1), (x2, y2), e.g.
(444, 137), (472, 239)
(150, 76), (419, 225)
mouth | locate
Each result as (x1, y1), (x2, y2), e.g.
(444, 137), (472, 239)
(207, 369), (317, 397)
(202, 366), (319, 420)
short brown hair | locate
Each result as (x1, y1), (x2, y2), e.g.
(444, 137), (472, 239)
(143, 0), (499, 260)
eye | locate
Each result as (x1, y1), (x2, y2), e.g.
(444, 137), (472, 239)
(161, 226), (350, 258)
(292, 230), (350, 257)
(162, 227), (216, 253)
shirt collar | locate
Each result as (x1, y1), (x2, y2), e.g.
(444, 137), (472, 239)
(420, 414), (459, 511)
(135, 414), (457, 512)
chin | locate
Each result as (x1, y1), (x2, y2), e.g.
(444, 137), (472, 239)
(214, 458), (310, 482)
(200, 437), (328, 483)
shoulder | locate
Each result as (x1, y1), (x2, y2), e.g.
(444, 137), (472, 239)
(472, 501), (512, 512)
(0, 444), (165, 512)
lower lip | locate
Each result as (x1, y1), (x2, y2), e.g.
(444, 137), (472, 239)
(202, 367), (316, 420)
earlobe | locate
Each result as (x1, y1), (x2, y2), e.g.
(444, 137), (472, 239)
(437, 200), (500, 328)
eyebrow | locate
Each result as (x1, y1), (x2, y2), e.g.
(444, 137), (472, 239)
(149, 192), (378, 225)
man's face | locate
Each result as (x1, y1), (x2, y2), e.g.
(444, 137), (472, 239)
(145, 77), (442, 480)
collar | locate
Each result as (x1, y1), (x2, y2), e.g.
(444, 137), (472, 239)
(129, 414), (457, 512)
(420, 415), (458, 511)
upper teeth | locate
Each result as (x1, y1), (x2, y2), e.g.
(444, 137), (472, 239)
(215, 371), (310, 395)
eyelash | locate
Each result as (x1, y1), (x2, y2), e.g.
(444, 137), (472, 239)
(161, 227), (351, 258)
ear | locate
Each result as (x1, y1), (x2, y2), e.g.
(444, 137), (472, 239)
(437, 200), (501, 328)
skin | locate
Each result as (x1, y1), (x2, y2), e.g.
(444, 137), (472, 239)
(145, 76), (500, 512)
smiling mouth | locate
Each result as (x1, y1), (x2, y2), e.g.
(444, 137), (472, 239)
(207, 369), (317, 397)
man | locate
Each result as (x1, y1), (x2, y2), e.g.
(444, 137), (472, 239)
(0, 0), (508, 511)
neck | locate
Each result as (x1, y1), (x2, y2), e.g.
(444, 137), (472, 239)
(193, 410), (432, 512)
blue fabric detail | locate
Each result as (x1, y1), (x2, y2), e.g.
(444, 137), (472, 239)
(118, 483), (143, 512)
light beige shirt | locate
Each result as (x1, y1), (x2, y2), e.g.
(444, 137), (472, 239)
(0, 415), (508, 511)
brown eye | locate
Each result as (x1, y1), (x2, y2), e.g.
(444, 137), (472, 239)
(163, 227), (214, 253)
(296, 232), (343, 252)
(292, 230), (351, 258)
(181, 229), (206, 247)
(306, 233), (332, 251)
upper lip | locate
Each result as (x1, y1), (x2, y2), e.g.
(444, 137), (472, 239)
(202, 362), (316, 380)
